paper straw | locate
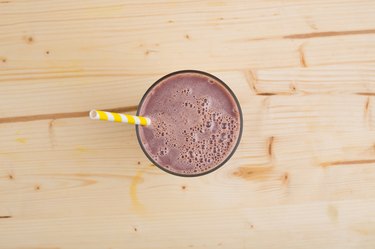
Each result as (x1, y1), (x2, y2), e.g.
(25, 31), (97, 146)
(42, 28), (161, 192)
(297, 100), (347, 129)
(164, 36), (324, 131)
(89, 110), (151, 126)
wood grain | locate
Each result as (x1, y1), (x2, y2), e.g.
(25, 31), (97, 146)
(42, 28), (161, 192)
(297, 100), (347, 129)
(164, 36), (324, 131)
(1, 1), (375, 249)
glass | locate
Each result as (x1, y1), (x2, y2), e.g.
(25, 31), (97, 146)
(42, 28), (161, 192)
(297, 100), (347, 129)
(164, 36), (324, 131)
(136, 70), (243, 177)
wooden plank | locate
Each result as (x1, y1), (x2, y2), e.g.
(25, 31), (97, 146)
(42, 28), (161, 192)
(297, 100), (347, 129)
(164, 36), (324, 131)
(0, 0), (374, 74)
(0, 200), (374, 249)
(1, 65), (375, 117)
(249, 64), (375, 94)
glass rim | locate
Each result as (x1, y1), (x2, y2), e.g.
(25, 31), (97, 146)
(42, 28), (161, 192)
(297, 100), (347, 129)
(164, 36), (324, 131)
(136, 70), (243, 177)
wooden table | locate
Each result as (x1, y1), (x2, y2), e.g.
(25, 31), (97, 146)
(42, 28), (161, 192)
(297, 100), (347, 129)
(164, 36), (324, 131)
(1, 1), (375, 248)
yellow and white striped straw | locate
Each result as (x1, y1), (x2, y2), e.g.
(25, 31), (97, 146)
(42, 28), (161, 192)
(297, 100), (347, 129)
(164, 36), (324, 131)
(89, 110), (151, 126)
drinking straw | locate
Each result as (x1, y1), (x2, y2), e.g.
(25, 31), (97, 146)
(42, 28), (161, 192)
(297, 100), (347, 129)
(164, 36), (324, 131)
(89, 110), (151, 126)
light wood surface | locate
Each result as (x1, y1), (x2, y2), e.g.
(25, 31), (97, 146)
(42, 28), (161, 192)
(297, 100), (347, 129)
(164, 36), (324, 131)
(1, 1), (375, 248)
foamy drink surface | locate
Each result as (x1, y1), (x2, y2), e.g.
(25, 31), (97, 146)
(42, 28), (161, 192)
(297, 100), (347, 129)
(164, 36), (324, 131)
(137, 71), (242, 176)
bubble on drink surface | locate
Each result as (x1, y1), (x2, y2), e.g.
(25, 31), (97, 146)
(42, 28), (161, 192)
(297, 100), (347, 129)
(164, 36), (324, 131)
(180, 88), (192, 96)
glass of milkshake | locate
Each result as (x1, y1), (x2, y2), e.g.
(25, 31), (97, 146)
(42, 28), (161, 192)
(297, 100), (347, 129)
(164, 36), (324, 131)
(136, 70), (243, 177)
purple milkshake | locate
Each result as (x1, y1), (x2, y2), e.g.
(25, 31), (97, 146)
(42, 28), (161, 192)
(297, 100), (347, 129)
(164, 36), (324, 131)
(136, 70), (242, 176)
